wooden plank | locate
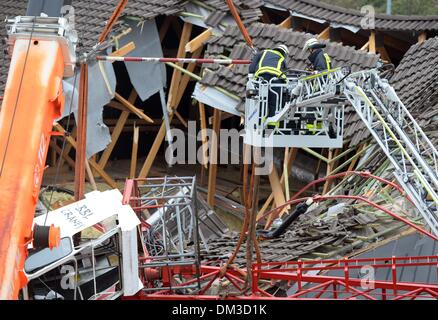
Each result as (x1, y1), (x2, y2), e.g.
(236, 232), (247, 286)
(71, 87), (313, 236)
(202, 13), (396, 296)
(50, 141), (75, 169)
(266, 164), (286, 226)
(380, 32), (410, 51)
(347, 144), (364, 172)
(130, 124), (139, 178)
(98, 90), (137, 171)
(107, 100), (129, 112)
(174, 110), (188, 128)
(369, 31), (376, 54)
(138, 122), (168, 179)
(279, 16), (292, 29)
(59, 126), (76, 168)
(115, 92), (154, 123)
(138, 23), (193, 179)
(54, 123), (118, 189)
(257, 148), (297, 221)
(168, 22), (193, 109)
(99, 110), (130, 169)
(257, 193), (274, 221)
(174, 46), (203, 108)
(323, 149), (334, 194)
(317, 26), (330, 40)
(198, 102), (208, 169)
(109, 41), (135, 58)
(207, 108), (221, 206)
(377, 45), (391, 63)
(185, 28), (212, 53)
(418, 31), (427, 43)
(85, 159), (98, 191)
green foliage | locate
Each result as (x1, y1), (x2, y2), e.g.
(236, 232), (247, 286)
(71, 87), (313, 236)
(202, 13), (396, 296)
(322, 0), (438, 15)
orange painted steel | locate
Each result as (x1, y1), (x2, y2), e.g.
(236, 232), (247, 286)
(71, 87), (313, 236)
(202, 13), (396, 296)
(225, 0), (254, 49)
(74, 64), (88, 201)
(0, 38), (66, 299)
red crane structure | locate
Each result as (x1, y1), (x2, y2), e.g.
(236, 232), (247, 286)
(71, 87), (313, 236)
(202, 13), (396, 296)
(0, 15), (77, 299)
(0, 0), (436, 300)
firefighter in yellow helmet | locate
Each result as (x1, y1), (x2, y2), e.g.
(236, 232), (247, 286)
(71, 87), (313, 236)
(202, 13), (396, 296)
(249, 44), (289, 118)
(303, 38), (332, 72)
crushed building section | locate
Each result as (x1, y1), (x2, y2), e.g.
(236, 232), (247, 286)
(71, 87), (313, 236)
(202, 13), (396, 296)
(265, 0), (438, 32)
(201, 199), (412, 266)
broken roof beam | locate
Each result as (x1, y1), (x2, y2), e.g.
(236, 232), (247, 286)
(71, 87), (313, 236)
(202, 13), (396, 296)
(418, 31), (427, 43)
(317, 26), (330, 40)
(50, 140), (75, 170)
(168, 22), (193, 109)
(58, 125), (76, 168)
(101, 90), (138, 165)
(257, 148), (297, 222)
(54, 123), (118, 189)
(199, 102), (208, 169)
(114, 92), (154, 124)
(139, 22), (193, 179)
(173, 46), (204, 107)
(109, 41), (135, 57)
(185, 28), (212, 53)
(369, 31), (376, 54)
(279, 16), (292, 29)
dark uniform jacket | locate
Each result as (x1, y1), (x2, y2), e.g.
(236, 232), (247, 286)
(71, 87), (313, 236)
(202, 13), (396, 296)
(308, 48), (332, 71)
(249, 49), (287, 80)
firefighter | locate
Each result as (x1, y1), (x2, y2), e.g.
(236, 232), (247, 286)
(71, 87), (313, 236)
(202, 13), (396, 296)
(302, 38), (333, 135)
(303, 38), (332, 72)
(249, 45), (289, 119)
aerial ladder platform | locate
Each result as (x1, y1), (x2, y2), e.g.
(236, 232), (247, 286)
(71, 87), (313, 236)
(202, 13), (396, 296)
(244, 67), (438, 235)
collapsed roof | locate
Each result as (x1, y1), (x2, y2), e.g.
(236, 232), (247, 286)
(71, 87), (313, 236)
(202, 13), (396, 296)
(392, 36), (438, 117)
(265, 0), (438, 32)
(344, 36), (438, 147)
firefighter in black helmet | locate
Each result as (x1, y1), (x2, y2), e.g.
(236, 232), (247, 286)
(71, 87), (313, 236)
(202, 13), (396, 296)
(249, 45), (289, 119)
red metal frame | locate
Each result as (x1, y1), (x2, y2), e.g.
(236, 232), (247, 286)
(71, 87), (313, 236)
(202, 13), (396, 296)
(127, 255), (438, 300)
(123, 178), (438, 300)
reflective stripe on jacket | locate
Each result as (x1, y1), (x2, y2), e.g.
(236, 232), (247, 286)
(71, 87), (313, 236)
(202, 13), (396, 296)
(308, 49), (332, 71)
(251, 49), (287, 80)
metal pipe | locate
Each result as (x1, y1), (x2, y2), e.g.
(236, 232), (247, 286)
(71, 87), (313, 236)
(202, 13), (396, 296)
(97, 56), (251, 65)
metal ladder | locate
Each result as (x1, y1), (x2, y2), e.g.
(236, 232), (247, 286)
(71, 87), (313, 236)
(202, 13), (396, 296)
(284, 68), (438, 234)
(343, 70), (438, 235)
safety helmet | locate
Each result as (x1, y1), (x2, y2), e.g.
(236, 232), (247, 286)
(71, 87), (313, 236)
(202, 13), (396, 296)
(303, 38), (325, 51)
(274, 44), (289, 57)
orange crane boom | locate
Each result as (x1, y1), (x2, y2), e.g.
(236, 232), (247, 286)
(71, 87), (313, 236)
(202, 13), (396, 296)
(0, 16), (76, 299)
